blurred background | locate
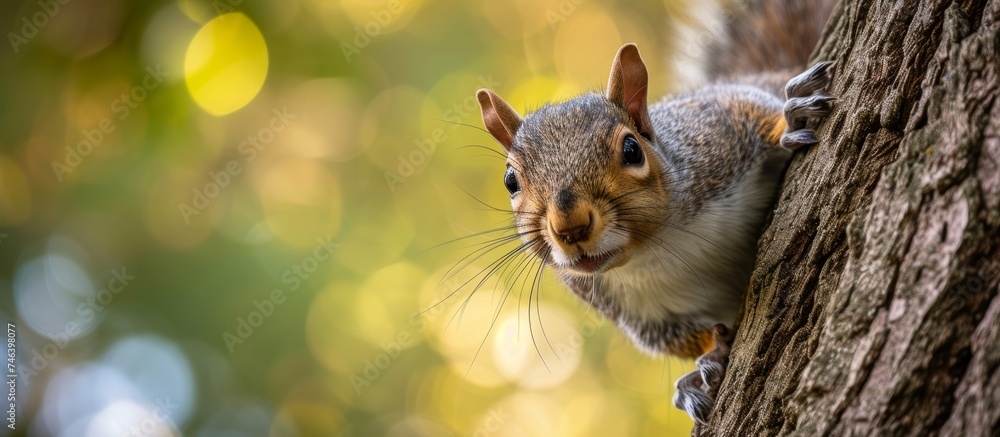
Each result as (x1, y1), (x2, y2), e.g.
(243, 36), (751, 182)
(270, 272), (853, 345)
(0, 0), (703, 435)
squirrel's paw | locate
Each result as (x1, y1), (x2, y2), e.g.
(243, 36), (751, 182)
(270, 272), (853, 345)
(673, 324), (736, 424)
(780, 61), (836, 151)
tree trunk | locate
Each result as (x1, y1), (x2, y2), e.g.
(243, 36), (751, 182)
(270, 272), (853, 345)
(697, 1), (1000, 435)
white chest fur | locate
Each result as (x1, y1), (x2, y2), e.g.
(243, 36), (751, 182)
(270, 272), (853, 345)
(602, 157), (783, 327)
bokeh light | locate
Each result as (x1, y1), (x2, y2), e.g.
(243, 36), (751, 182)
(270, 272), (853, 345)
(0, 155), (32, 226)
(1, 0), (698, 434)
(185, 13), (269, 115)
(14, 239), (98, 341)
(492, 304), (582, 389)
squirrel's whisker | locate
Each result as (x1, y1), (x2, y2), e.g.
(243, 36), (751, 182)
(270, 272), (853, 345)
(616, 224), (709, 299)
(431, 117), (493, 136)
(530, 247), (556, 368)
(453, 144), (506, 160)
(449, 236), (545, 328)
(456, 185), (544, 216)
(437, 230), (542, 290)
(420, 226), (533, 254)
(612, 212), (737, 261)
(462, 238), (546, 378)
(420, 232), (539, 319)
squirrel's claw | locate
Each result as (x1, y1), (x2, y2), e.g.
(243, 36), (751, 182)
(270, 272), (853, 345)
(674, 370), (714, 424)
(781, 61), (836, 151)
(673, 324), (736, 424)
(784, 95), (836, 130)
(785, 61), (835, 99)
(781, 129), (820, 149)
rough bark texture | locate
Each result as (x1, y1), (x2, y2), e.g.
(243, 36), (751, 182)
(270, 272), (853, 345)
(697, 0), (1000, 435)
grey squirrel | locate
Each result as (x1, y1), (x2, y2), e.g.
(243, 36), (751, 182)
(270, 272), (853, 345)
(474, 0), (837, 424)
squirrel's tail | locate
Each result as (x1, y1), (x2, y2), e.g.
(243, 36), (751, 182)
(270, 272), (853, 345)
(667, 0), (838, 88)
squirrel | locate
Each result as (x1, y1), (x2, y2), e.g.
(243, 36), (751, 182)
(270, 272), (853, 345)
(474, 0), (837, 424)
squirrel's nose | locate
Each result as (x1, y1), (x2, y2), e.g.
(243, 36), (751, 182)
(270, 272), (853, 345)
(552, 213), (592, 245)
(549, 189), (596, 246)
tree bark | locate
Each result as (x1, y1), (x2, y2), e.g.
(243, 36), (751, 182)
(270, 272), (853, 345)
(697, 1), (1000, 435)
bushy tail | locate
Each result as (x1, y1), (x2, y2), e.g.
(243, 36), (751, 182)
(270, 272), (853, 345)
(667, 0), (838, 88)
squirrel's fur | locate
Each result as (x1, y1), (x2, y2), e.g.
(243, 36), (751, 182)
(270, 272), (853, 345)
(476, 0), (837, 423)
(671, 0), (838, 91)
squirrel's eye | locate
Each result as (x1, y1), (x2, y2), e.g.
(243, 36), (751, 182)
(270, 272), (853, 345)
(504, 166), (520, 195)
(622, 134), (644, 165)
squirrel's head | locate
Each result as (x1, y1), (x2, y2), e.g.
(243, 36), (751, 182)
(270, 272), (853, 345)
(476, 44), (671, 277)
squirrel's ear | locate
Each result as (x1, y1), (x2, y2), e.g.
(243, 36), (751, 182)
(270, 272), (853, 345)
(477, 88), (522, 151)
(607, 44), (653, 139)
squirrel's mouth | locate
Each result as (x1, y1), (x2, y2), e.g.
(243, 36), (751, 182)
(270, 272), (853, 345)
(565, 248), (622, 274)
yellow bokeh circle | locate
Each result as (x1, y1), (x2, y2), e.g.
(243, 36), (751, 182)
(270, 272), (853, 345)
(492, 304), (583, 389)
(185, 13), (269, 116)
